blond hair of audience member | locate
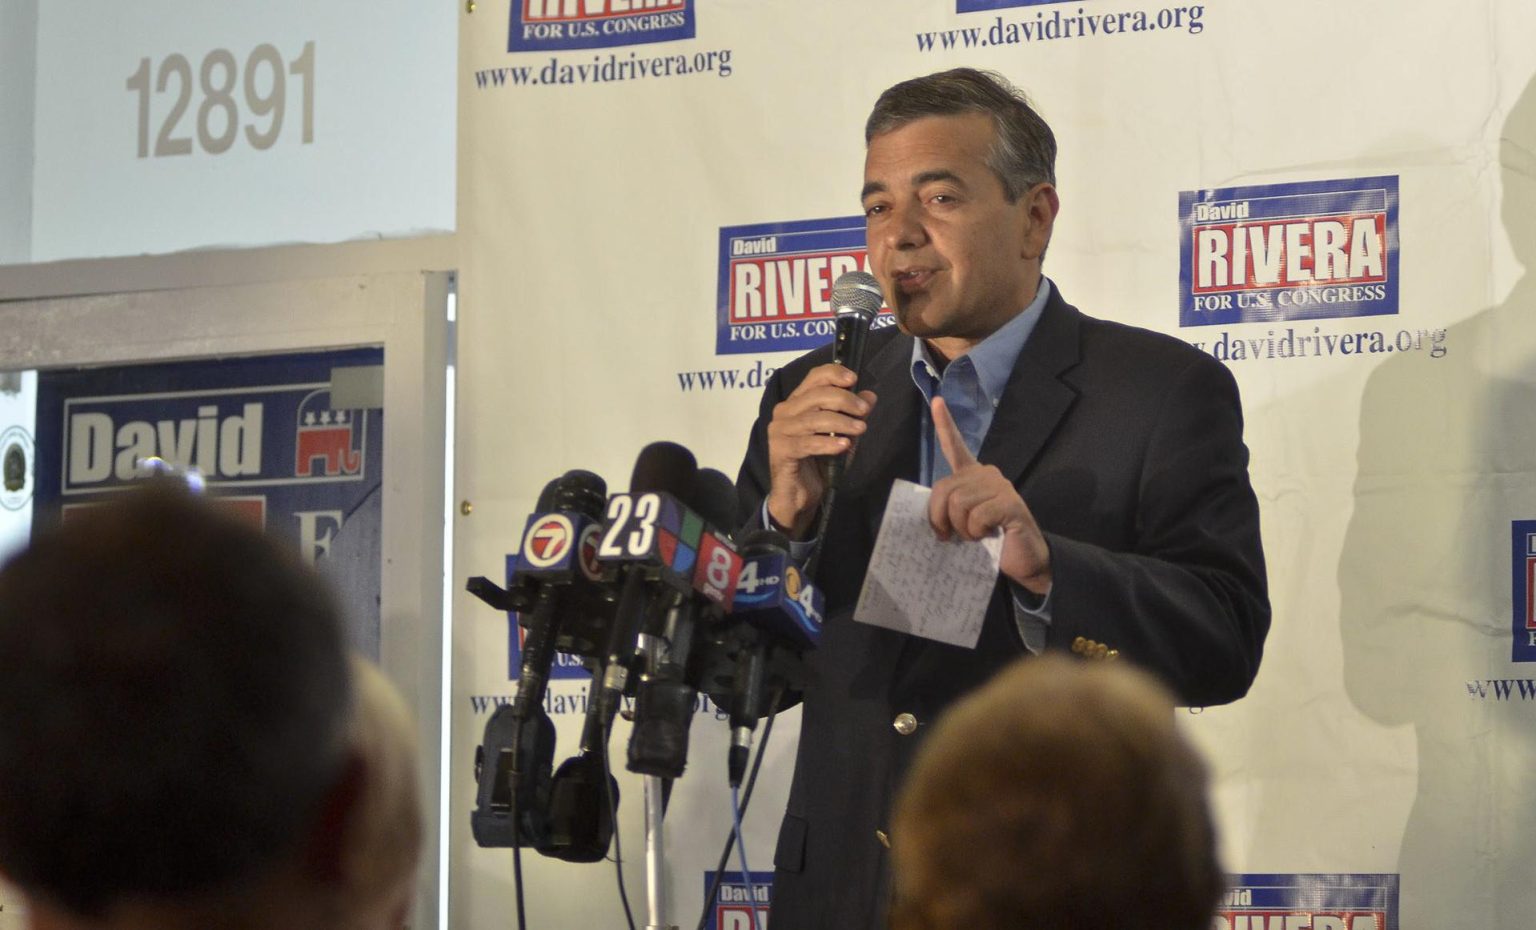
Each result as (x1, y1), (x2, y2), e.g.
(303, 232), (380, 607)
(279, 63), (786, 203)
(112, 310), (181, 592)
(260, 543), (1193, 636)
(888, 655), (1224, 930)
(329, 655), (424, 930)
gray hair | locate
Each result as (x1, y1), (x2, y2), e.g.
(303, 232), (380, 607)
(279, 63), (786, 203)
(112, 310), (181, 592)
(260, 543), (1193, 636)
(865, 68), (1057, 202)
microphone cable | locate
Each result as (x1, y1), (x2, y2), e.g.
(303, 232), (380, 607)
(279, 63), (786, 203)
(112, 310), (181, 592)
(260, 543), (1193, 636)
(512, 828), (527, 930)
(802, 489), (836, 584)
(694, 682), (785, 930)
(730, 783), (757, 919)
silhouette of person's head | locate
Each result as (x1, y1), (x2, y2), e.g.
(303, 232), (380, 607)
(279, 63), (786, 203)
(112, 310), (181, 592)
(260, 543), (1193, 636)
(889, 655), (1223, 930)
(0, 483), (354, 927)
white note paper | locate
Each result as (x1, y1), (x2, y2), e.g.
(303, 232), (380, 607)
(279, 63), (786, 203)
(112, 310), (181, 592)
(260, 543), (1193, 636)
(853, 479), (1003, 649)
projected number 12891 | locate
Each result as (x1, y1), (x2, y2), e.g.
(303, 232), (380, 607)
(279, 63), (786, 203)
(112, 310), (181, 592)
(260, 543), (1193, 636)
(125, 41), (315, 158)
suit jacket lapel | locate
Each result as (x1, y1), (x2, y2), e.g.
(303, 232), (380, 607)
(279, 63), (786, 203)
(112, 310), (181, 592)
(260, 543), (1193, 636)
(978, 286), (1083, 485)
(844, 327), (920, 511)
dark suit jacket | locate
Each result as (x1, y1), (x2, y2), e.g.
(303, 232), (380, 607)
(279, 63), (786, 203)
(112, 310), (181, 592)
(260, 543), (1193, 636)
(734, 285), (1269, 930)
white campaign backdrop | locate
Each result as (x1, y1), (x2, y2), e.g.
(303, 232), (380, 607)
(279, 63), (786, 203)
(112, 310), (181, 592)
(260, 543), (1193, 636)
(453, 1), (1536, 928)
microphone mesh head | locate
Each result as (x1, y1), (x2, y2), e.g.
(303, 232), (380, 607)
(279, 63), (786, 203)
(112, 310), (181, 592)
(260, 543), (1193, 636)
(552, 469), (609, 519)
(831, 271), (883, 321)
(629, 441), (697, 496)
(737, 528), (791, 556)
(686, 468), (740, 532)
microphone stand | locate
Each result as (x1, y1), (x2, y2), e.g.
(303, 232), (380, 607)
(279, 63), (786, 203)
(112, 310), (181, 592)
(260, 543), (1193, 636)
(644, 772), (672, 930)
(637, 623), (679, 930)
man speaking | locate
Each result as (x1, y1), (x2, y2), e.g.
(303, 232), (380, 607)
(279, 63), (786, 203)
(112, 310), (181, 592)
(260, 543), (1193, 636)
(734, 68), (1270, 929)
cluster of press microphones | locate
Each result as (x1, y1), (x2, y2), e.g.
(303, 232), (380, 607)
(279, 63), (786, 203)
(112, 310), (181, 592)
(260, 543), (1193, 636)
(467, 443), (826, 861)
(466, 270), (882, 865)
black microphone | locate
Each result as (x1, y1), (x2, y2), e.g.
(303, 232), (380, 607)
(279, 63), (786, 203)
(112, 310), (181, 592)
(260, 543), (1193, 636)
(511, 470), (608, 713)
(565, 442), (703, 783)
(826, 271), (882, 487)
(591, 442), (698, 731)
(543, 443), (699, 861)
(627, 467), (740, 779)
(808, 271), (884, 581)
(724, 528), (826, 787)
(831, 270), (883, 375)
(468, 469), (608, 851)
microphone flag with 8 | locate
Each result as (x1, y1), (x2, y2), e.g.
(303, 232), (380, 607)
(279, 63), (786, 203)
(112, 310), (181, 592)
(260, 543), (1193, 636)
(627, 466), (743, 779)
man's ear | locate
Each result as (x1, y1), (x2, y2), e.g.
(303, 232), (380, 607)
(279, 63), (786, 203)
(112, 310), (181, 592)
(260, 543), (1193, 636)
(302, 752), (367, 885)
(1021, 182), (1060, 261)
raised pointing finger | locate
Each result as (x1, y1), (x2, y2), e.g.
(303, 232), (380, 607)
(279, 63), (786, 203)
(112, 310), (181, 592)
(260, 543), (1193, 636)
(931, 396), (977, 473)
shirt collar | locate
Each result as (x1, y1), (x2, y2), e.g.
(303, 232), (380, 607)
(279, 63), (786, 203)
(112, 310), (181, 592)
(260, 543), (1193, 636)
(909, 276), (1053, 404)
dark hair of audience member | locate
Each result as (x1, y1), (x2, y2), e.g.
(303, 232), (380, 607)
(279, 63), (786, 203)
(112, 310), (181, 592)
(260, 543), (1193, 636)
(0, 482), (353, 916)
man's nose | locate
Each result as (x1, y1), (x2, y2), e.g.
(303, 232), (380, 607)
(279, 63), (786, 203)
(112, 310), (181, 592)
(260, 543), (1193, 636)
(884, 200), (927, 251)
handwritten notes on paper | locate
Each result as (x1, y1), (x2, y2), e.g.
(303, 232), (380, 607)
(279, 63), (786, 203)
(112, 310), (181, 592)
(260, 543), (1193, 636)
(853, 479), (1002, 649)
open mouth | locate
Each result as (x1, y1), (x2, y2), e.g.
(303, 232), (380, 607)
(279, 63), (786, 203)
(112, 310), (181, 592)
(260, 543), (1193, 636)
(894, 269), (936, 293)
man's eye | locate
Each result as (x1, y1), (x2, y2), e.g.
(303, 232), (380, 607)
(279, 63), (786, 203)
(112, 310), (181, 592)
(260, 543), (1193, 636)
(864, 204), (887, 217)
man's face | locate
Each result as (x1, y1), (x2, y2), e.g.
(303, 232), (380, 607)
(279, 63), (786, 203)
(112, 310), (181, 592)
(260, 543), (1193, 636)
(861, 113), (1056, 356)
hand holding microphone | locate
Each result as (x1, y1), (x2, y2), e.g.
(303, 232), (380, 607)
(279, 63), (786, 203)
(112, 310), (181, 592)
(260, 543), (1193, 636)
(763, 271), (884, 540)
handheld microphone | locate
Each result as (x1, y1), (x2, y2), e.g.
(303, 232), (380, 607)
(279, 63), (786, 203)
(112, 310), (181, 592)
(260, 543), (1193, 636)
(627, 467), (741, 779)
(826, 271), (882, 487)
(808, 272), (884, 582)
(831, 270), (883, 376)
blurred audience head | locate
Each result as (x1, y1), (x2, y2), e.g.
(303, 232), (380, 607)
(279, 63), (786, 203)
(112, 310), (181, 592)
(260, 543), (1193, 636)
(0, 482), (354, 928)
(889, 654), (1224, 930)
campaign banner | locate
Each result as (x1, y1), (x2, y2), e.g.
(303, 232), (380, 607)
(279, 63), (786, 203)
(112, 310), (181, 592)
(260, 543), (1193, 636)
(509, 0), (695, 53)
(33, 349), (384, 657)
(1179, 176), (1400, 328)
(716, 216), (894, 356)
(703, 871), (772, 930)
(1511, 521), (1536, 662)
(1219, 874), (1399, 930)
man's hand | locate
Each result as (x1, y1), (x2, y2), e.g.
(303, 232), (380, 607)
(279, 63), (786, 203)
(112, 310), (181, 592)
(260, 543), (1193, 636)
(765, 363), (878, 539)
(928, 396), (1052, 595)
